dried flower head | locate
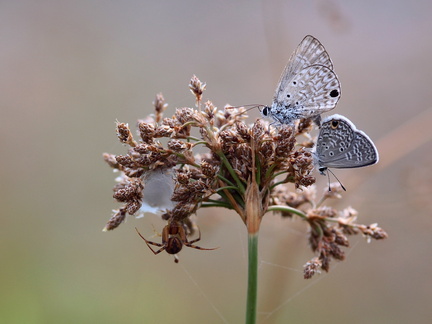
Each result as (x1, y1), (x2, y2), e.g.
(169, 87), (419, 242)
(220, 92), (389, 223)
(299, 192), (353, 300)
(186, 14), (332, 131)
(103, 75), (387, 274)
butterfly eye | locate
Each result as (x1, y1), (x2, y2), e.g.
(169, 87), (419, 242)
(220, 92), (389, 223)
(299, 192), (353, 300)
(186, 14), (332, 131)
(329, 89), (339, 97)
(262, 106), (270, 116)
(331, 120), (339, 128)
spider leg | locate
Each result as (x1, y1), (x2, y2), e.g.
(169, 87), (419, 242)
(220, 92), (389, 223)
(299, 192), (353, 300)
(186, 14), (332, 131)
(187, 227), (202, 244)
(135, 227), (166, 255)
(185, 228), (218, 250)
(184, 242), (218, 251)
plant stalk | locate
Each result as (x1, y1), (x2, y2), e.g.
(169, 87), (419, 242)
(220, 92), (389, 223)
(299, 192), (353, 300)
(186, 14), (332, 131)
(246, 232), (259, 324)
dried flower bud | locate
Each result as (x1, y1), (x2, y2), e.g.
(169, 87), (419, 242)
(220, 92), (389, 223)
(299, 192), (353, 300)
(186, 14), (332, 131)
(116, 122), (136, 146)
(304, 257), (322, 279)
(134, 143), (151, 154)
(328, 242), (345, 260)
(154, 124), (173, 137)
(203, 100), (217, 121)
(275, 126), (295, 158)
(172, 202), (197, 222)
(189, 75), (206, 104)
(103, 153), (120, 169)
(138, 121), (155, 143)
(359, 223), (388, 240)
(167, 139), (189, 152)
(153, 93), (168, 123)
(201, 161), (218, 178)
(177, 172), (190, 185)
(126, 200), (141, 215)
(116, 155), (135, 168)
(113, 178), (143, 202)
(251, 119), (265, 142)
(236, 121), (251, 141)
(175, 107), (197, 124)
(103, 208), (127, 231)
(333, 228), (349, 247)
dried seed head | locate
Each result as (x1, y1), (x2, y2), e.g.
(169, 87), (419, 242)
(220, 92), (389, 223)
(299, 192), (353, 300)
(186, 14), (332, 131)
(223, 106), (248, 124)
(201, 161), (218, 178)
(290, 148), (315, 188)
(275, 126), (295, 158)
(236, 121), (251, 141)
(219, 129), (242, 153)
(153, 93), (168, 123)
(358, 223), (388, 240)
(116, 155), (136, 168)
(320, 253), (330, 272)
(304, 257), (322, 279)
(272, 185), (313, 214)
(309, 206), (338, 219)
(113, 178), (143, 203)
(175, 107), (197, 124)
(203, 100), (217, 122)
(126, 200), (141, 215)
(251, 119), (265, 142)
(189, 75), (206, 104)
(258, 141), (275, 166)
(167, 139), (190, 152)
(138, 121), (156, 143)
(103, 208), (127, 231)
(172, 202), (198, 222)
(332, 228), (350, 247)
(103, 153), (120, 169)
(327, 241), (345, 260)
(116, 122), (136, 146)
(154, 124), (174, 137)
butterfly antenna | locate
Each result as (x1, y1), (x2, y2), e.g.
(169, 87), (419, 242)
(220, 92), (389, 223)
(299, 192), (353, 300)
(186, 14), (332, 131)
(226, 104), (264, 112)
(327, 168), (347, 191)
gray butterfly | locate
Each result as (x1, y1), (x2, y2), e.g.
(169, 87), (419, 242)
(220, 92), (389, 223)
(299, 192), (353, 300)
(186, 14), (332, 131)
(314, 114), (379, 176)
(262, 35), (341, 125)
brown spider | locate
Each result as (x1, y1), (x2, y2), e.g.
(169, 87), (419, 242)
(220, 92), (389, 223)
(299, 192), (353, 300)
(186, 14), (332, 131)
(135, 221), (217, 262)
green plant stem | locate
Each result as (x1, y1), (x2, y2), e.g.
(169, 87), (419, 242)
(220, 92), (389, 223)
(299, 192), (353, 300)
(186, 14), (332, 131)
(217, 152), (246, 194)
(266, 205), (307, 219)
(246, 232), (259, 324)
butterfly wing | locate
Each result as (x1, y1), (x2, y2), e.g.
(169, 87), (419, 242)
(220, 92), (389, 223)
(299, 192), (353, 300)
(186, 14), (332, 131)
(275, 35), (334, 96)
(286, 35), (334, 74)
(271, 65), (341, 122)
(316, 115), (379, 169)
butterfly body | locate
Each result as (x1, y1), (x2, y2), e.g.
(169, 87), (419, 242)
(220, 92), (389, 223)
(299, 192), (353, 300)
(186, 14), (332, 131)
(262, 35), (341, 124)
(314, 114), (379, 174)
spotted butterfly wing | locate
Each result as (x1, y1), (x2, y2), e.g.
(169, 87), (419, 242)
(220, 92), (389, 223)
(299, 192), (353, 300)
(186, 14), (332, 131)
(272, 65), (341, 123)
(278, 35), (334, 90)
(315, 114), (379, 173)
(262, 35), (341, 125)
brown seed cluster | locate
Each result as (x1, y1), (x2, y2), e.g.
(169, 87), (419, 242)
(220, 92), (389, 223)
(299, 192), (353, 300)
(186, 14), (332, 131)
(271, 183), (387, 278)
(103, 76), (387, 275)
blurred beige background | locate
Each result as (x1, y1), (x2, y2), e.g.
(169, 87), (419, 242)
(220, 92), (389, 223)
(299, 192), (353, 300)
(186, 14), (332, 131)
(1, 1), (432, 323)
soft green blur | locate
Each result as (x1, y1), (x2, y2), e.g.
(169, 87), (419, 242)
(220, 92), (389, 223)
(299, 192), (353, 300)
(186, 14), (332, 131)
(1, 1), (432, 323)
